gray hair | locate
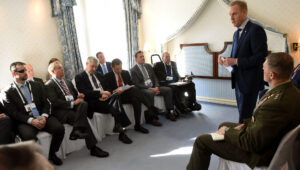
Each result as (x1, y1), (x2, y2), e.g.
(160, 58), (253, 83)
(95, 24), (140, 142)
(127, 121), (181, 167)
(48, 61), (62, 76)
(86, 56), (99, 64)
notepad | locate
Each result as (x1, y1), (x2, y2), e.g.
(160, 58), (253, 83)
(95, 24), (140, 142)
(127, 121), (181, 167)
(210, 133), (224, 141)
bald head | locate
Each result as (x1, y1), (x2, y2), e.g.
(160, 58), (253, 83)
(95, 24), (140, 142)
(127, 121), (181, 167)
(25, 64), (34, 80)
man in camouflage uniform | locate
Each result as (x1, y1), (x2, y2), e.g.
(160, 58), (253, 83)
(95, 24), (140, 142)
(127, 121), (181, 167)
(187, 52), (300, 170)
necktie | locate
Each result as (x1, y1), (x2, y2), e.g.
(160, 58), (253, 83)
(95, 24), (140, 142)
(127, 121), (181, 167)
(91, 74), (99, 88)
(60, 80), (71, 95)
(166, 64), (171, 76)
(117, 73), (123, 87)
(21, 84), (40, 118)
(140, 65), (149, 80)
(292, 65), (300, 79)
(231, 28), (241, 58)
(103, 64), (108, 74)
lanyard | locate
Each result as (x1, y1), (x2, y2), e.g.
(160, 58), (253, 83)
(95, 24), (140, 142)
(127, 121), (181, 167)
(164, 63), (173, 75)
(52, 78), (68, 96)
(292, 65), (300, 79)
(14, 81), (34, 105)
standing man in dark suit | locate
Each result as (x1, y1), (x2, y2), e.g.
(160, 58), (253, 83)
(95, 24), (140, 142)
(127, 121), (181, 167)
(130, 51), (176, 121)
(45, 61), (109, 158)
(75, 56), (132, 144)
(96, 52), (112, 75)
(187, 52), (300, 170)
(0, 102), (15, 144)
(153, 52), (180, 86)
(2, 62), (65, 165)
(26, 64), (44, 85)
(105, 58), (162, 129)
(291, 63), (300, 89)
(218, 1), (268, 123)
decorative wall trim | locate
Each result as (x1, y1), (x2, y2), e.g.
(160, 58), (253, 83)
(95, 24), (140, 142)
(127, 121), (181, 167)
(196, 96), (237, 106)
(164, 0), (209, 43)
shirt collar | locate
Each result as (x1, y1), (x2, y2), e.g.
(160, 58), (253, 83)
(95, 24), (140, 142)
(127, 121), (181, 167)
(14, 80), (26, 88)
(53, 76), (63, 83)
(238, 18), (249, 30)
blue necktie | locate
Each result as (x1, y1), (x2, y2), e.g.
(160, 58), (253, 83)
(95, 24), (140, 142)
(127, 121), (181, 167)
(103, 64), (108, 74)
(22, 84), (40, 118)
(166, 64), (171, 76)
(231, 28), (241, 58)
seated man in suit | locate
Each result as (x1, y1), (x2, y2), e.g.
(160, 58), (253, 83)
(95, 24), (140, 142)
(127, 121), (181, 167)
(2, 62), (65, 165)
(187, 52), (300, 170)
(75, 56), (132, 144)
(25, 64), (44, 85)
(45, 61), (109, 158)
(291, 63), (300, 89)
(96, 52), (112, 75)
(0, 102), (15, 145)
(153, 52), (201, 115)
(153, 52), (180, 86)
(130, 51), (176, 121)
(105, 58), (162, 130)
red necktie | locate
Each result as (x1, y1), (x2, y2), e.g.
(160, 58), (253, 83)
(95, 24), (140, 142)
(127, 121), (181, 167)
(118, 73), (123, 87)
(60, 81), (71, 95)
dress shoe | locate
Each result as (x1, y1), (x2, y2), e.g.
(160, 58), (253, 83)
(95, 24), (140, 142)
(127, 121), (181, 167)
(90, 146), (109, 157)
(134, 125), (149, 134)
(119, 133), (132, 144)
(166, 113), (176, 121)
(149, 119), (162, 126)
(49, 153), (63, 165)
(69, 129), (89, 140)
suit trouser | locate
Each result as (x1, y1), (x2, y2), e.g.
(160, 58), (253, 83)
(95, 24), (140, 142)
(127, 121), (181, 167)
(120, 87), (142, 125)
(53, 101), (97, 149)
(0, 116), (15, 144)
(87, 98), (130, 128)
(186, 122), (271, 170)
(141, 86), (173, 110)
(17, 116), (65, 155)
(235, 81), (258, 123)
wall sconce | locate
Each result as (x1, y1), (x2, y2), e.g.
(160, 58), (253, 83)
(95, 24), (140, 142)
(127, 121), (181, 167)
(292, 43), (299, 51)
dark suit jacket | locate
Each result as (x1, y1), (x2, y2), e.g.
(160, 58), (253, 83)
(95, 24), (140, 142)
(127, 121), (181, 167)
(231, 20), (268, 94)
(291, 64), (300, 90)
(33, 77), (44, 84)
(104, 70), (133, 92)
(225, 82), (300, 168)
(45, 78), (78, 111)
(153, 61), (180, 83)
(75, 71), (106, 101)
(2, 81), (50, 124)
(130, 63), (159, 89)
(96, 62), (112, 75)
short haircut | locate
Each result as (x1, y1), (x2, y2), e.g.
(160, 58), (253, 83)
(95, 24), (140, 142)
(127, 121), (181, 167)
(96, 52), (103, 58)
(111, 58), (122, 67)
(0, 141), (45, 170)
(266, 52), (294, 80)
(135, 51), (143, 58)
(230, 0), (247, 11)
(48, 58), (59, 66)
(48, 61), (62, 75)
(86, 56), (99, 64)
(10, 62), (25, 72)
(162, 52), (169, 58)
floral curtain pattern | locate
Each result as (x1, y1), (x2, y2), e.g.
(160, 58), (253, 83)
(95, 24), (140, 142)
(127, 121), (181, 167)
(123, 0), (141, 68)
(51, 0), (83, 80)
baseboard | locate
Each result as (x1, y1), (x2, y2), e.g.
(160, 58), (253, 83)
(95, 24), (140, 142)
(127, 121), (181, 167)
(196, 96), (237, 106)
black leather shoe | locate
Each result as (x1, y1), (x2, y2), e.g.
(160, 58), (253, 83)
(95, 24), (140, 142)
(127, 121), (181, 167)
(134, 125), (149, 134)
(119, 133), (132, 144)
(69, 130), (89, 140)
(90, 147), (109, 157)
(49, 153), (63, 165)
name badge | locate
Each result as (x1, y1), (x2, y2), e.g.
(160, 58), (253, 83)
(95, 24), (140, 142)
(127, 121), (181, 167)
(166, 76), (173, 81)
(24, 103), (37, 112)
(65, 95), (74, 101)
(145, 79), (152, 87)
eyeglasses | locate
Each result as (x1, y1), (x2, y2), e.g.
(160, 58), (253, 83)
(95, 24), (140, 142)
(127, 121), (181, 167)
(14, 69), (27, 73)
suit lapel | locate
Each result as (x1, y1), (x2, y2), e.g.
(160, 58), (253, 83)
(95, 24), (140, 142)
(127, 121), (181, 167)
(237, 21), (251, 51)
(83, 71), (94, 90)
(135, 65), (144, 80)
